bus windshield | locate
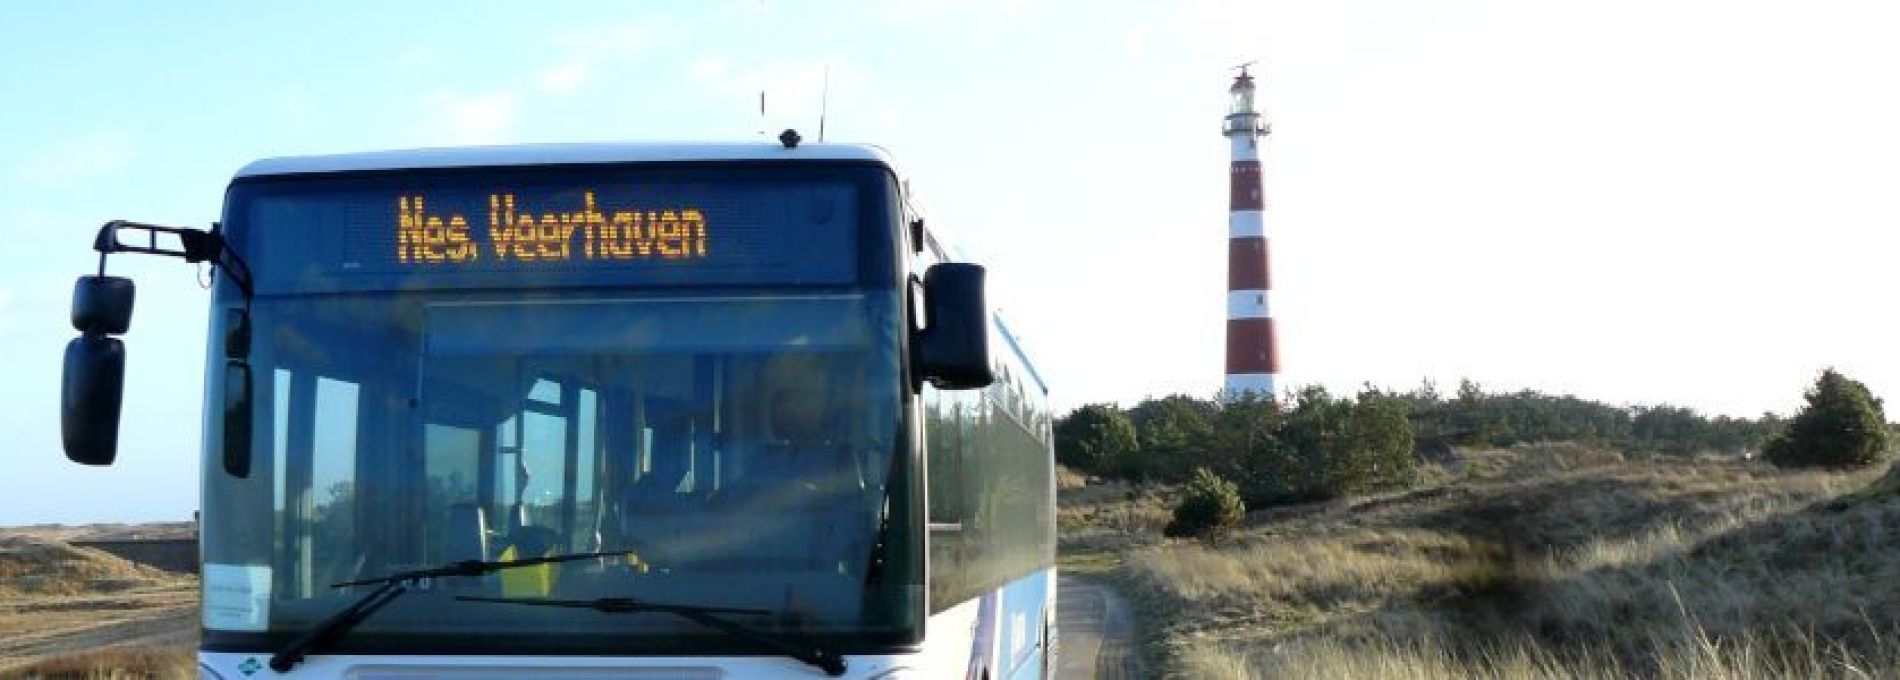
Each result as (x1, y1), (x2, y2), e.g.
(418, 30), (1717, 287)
(198, 164), (915, 655)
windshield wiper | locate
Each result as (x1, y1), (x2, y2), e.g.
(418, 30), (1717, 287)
(268, 549), (634, 672)
(457, 595), (848, 677)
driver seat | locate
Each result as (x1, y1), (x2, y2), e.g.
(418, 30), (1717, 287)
(498, 525), (560, 596)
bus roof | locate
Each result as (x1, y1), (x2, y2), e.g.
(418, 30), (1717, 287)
(993, 314), (1049, 396)
(234, 142), (898, 179)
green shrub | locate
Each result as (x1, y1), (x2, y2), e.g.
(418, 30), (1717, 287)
(1165, 468), (1245, 538)
(1766, 368), (1891, 468)
(1130, 396), (1217, 482)
(1054, 403), (1139, 476)
(1254, 386), (1416, 503)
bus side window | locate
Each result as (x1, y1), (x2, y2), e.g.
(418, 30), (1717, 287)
(925, 387), (962, 526)
(925, 384), (972, 612)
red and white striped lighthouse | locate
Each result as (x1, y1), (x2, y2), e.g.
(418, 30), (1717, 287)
(1224, 66), (1278, 397)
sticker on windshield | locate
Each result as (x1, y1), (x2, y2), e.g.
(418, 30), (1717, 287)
(204, 563), (273, 631)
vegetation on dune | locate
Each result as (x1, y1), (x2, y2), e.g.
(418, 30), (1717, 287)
(1128, 396), (1221, 482)
(1054, 403), (1140, 477)
(1050, 369), (1900, 678)
(9, 645), (195, 680)
(1766, 368), (1891, 468)
(0, 536), (197, 678)
(1068, 446), (1900, 678)
(1061, 388), (1419, 508)
(1058, 370), (1897, 507)
(0, 538), (180, 596)
(1164, 468), (1245, 538)
(1183, 628), (1900, 680)
(1403, 379), (1788, 456)
(1263, 386), (1417, 502)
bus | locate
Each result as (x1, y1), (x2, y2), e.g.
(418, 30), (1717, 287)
(57, 141), (1058, 679)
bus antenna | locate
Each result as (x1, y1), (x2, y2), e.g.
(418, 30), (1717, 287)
(818, 64), (830, 142)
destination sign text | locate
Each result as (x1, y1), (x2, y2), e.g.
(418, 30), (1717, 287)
(396, 192), (708, 265)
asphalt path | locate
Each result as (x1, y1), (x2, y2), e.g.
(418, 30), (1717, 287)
(1055, 574), (1139, 680)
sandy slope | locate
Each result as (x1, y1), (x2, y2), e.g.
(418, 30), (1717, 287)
(0, 528), (199, 674)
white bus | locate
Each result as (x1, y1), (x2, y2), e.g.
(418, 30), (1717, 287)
(58, 141), (1058, 679)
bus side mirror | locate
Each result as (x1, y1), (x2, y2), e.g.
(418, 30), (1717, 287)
(915, 263), (995, 390)
(63, 336), (126, 465)
(73, 275), (135, 334)
(223, 361), (253, 478)
(62, 276), (136, 466)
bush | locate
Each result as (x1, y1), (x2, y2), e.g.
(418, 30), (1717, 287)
(1253, 386), (1416, 503)
(1165, 468), (1246, 538)
(1206, 394), (1282, 486)
(1347, 389), (1419, 490)
(1766, 368), (1891, 468)
(1054, 403), (1139, 476)
(1130, 395), (1217, 482)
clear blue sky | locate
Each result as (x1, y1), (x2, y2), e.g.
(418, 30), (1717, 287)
(3, 0), (1897, 524)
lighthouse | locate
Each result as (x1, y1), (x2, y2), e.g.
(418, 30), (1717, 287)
(1224, 66), (1278, 397)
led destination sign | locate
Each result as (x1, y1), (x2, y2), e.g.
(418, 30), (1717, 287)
(397, 192), (708, 265)
(237, 176), (860, 294)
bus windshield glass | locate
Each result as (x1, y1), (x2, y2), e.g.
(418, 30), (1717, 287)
(198, 163), (913, 654)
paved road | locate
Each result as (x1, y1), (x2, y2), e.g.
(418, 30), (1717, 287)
(1056, 574), (1139, 680)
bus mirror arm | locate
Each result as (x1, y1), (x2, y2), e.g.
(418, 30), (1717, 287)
(91, 220), (254, 299)
(913, 263), (996, 391)
(61, 220), (256, 469)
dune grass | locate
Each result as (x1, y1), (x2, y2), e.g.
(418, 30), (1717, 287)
(1064, 445), (1900, 678)
(7, 645), (195, 680)
(1182, 624), (1900, 680)
(0, 539), (181, 597)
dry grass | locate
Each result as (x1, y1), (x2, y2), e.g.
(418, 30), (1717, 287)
(1181, 637), (1610, 680)
(1128, 530), (1510, 605)
(6, 645), (195, 680)
(1066, 444), (1900, 678)
(1182, 625), (1900, 680)
(0, 539), (181, 596)
(0, 535), (197, 676)
(1056, 465), (1091, 491)
(1058, 474), (1174, 558)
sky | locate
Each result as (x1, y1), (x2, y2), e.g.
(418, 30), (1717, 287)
(2, 0), (1898, 524)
